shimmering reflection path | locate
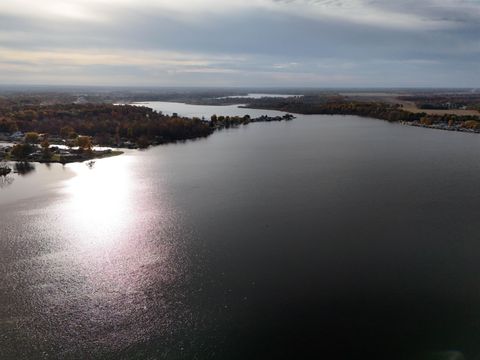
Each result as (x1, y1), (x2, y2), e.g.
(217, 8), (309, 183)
(0, 152), (195, 359)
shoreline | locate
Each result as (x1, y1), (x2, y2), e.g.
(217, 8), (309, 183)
(240, 104), (480, 135)
(403, 121), (480, 134)
(1, 148), (124, 166)
(0, 107), (295, 165)
(1, 98), (479, 169)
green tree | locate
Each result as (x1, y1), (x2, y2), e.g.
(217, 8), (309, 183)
(11, 144), (34, 160)
(60, 126), (75, 139)
(41, 139), (51, 159)
(25, 132), (39, 144)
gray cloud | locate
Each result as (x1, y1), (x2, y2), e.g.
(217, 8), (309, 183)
(0, 0), (479, 86)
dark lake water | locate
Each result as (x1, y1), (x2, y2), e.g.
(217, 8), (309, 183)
(2, 102), (480, 359)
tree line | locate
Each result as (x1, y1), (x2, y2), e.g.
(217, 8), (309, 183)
(243, 98), (480, 128)
(0, 103), (213, 147)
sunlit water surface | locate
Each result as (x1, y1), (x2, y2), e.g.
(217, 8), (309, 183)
(2, 103), (480, 359)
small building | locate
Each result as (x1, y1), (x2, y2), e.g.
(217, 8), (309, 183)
(10, 131), (24, 141)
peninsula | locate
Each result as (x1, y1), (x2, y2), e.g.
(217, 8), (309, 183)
(0, 95), (295, 164)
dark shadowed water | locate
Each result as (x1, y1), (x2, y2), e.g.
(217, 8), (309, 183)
(2, 102), (480, 360)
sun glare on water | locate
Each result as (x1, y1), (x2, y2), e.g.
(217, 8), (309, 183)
(62, 156), (134, 249)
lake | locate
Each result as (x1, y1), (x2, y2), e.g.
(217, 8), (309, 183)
(216, 93), (301, 99)
(1, 102), (480, 359)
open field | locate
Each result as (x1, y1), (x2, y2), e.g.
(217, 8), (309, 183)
(399, 101), (480, 116)
(339, 92), (480, 116)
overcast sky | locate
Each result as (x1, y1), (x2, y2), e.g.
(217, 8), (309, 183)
(1, 0), (479, 87)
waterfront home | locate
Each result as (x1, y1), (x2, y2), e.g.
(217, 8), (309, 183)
(10, 131), (24, 141)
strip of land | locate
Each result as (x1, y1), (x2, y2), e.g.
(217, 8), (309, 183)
(1, 88), (480, 167)
(338, 91), (480, 116)
(0, 98), (294, 164)
(238, 93), (480, 134)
